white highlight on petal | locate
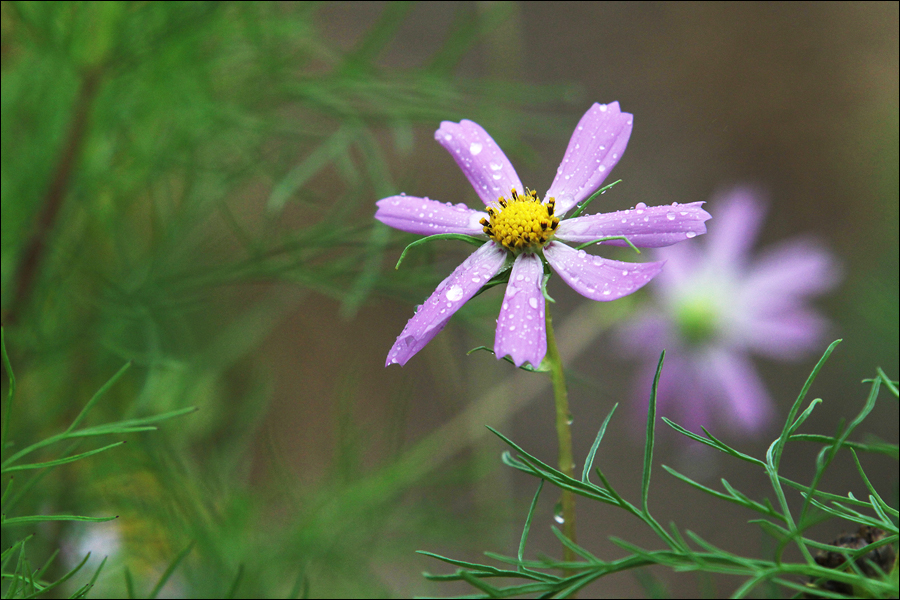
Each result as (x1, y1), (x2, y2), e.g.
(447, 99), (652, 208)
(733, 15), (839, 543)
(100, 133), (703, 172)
(445, 285), (464, 301)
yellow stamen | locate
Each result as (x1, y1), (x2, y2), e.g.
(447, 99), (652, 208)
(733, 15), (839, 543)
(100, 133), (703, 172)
(484, 188), (559, 254)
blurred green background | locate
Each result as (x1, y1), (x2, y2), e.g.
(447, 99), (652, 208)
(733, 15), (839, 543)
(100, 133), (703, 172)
(1, 2), (897, 598)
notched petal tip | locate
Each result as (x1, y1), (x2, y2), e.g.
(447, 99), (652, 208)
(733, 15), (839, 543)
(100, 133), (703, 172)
(547, 101), (634, 214)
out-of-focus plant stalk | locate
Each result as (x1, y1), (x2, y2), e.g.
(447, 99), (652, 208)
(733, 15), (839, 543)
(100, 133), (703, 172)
(5, 67), (103, 325)
(545, 309), (577, 567)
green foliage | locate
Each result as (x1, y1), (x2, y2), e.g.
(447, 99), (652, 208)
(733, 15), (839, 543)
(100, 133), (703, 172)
(1, 2), (565, 597)
(421, 342), (899, 598)
(1, 328), (193, 597)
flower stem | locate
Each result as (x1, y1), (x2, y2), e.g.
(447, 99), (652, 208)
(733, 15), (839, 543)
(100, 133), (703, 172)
(545, 307), (577, 564)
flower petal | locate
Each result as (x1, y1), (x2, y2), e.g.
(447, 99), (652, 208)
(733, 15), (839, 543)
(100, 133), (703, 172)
(494, 253), (546, 368)
(705, 348), (775, 434)
(386, 242), (507, 367)
(739, 239), (840, 306)
(545, 102), (633, 215)
(435, 120), (524, 206)
(375, 195), (486, 235)
(554, 202), (711, 248)
(705, 187), (767, 268)
(734, 308), (831, 360)
(544, 241), (664, 301)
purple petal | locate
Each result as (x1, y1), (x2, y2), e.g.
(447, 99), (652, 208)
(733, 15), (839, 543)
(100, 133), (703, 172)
(705, 187), (767, 269)
(616, 312), (679, 355)
(435, 120), (524, 206)
(375, 195), (486, 235)
(734, 308), (831, 360)
(494, 253), (546, 368)
(544, 241), (664, 301)
(555, 202), (711, 248)
(386, 242), (508, 366)
(739, 239), (840, 306)
(705, 348), (775, 434)
(545, 102), (633, 215)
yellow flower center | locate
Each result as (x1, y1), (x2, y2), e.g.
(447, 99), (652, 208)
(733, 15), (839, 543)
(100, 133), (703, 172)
(480, 189), (560, 254)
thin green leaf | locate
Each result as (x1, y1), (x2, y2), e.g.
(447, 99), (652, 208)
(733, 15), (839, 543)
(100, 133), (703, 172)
(550, 526), (599, 562)
(18, 550), (91, 600)
(770, 339), (840, 471)
(148, 541), (194, 599)
(582, 403), (618, 483)
(3, 514), (117, 526)
(517, 480), (543, 570)
(787, 434), (898, 458)
(851, 449), (899, 518)
(573, 235), (641, 253)
(66, 362), (132, 434)
(642, 352), (664, 515)
(1, 328), (15, 455)
(566, 180), (622, 219)
(394, 233), (485, 270)
(124, 567), (136, 599)
(3, 442), (125, 472)
(662, 465), (786, 521)
(417, 551), (506, 576)
(786, 398), (823, 436)
(662, 418), (766, 467)
(225, 564), (244, 599)
(877, 367), (898, 398)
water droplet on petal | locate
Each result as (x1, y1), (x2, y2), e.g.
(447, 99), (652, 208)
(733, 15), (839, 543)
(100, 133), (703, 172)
(445, 285), (464, 301)
(528, 297), (538, 309)
(686, 231), (697, 238)
(469, 142), (483, 155)
(667, 212), (676, 220)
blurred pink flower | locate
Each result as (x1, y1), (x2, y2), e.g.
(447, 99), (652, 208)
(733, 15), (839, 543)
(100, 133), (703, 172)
(377, 102), (711, 368)
(620, 187), (840, 435)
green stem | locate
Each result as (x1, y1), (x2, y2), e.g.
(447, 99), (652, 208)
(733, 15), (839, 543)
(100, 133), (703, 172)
(545, 308), (577, 564)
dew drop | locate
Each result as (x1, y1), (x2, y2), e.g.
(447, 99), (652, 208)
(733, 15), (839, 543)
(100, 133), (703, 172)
(444, 134), (453, 141)
(469, 142), (483, 155)
(445, 285), (464, 301)
(667, 212), (676, 221)
(635, 202), (647, 209)
(489, 162), (502, 171)
(686, 231), (697, 238)
(528, 297), (538, 309)
(554, 502), (565, 524)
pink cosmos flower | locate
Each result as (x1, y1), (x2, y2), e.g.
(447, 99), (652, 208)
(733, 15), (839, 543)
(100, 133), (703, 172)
(620, 187), (840, 435)
(376, 102), (712, 368)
